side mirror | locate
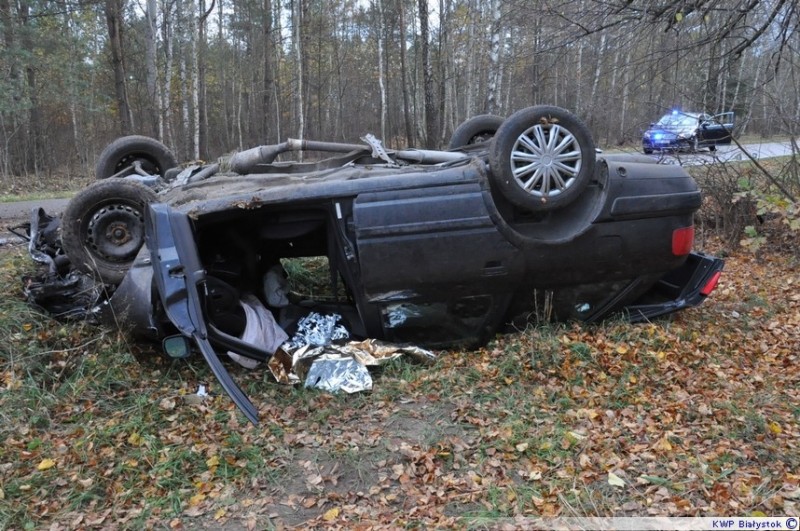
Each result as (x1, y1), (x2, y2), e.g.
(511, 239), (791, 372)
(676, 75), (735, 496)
(163, 335), (192, 358)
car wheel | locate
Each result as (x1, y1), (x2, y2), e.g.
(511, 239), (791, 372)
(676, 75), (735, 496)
(448, 114), (505, 149)
(95, 135), (177, 180)
(489, 105), (595, 212)
(62, 179), (157, 284)
(644, 147), (653, 154)
(709, 144), (717, 152)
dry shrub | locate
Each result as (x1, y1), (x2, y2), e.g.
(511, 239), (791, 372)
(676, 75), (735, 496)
(691, 162), (760, 250)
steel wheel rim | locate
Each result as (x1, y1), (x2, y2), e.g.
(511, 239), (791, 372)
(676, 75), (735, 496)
(85, 203), (146, 262)
(509, 123), (582, 198)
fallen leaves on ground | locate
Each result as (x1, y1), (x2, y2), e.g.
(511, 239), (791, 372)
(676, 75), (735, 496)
(0, 241), (798, 528)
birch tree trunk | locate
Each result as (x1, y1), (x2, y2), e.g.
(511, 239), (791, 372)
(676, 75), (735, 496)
(198, 0), (214, 159)
(398, 0), (413, 145)
(272, 0), (282, 142)
(438, 0), (451, 144)
(463, 0), (476, 118)
(375, 0), (387, 142)
(177, 0), (191, 158)
(262, 0), (275, 143)
(188, 0), (199, 160)
(418, 0), (436, 148)
(587, 33), (606, 128)
(161, 0), (175, 149)
(292, 0), (305, 141)
(619, 47), (632, 145)
(485, 0), (501, 114)
(145, 0), (161, 139)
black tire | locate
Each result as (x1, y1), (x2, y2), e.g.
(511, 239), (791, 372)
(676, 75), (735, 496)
(62, 179), (157, 284)
(489, 105), (595, 212)
(709, 144), (717, 152)
(643, 147), (654, 154)
(448, 114), (505, 149)
(95, 135), (177, 180)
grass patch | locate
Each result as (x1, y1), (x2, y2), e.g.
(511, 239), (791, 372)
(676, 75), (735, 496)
(1, 240), (798, 527)
(0, 170), (88, 201)
(0, 190), (76, 203)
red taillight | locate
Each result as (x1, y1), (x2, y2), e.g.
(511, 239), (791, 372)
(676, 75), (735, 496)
(672, 226), (695, 256)
(700, 270), (722, 296)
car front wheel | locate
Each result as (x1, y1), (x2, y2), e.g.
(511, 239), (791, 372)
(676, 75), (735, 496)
(489, 105), (596, 212)
(62, 179), (157, 284)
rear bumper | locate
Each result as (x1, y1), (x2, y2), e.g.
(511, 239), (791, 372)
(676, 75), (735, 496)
(623, 252), (724, 322)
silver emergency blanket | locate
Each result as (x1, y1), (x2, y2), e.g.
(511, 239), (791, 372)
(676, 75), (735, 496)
(283, 312), (349, 350)
(229, 305), (436, 393)
(304, 358), (372, 393)
(270, 337), (437, 393)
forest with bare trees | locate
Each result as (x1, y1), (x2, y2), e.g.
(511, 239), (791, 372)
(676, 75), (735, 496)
(1, 0), (799, 178)
(4, 3), (800, 528)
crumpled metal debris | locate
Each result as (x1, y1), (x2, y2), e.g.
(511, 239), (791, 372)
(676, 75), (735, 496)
(23, 272), (104, 320)
(24, 208), (66, 275)
(15, 208), (106, 320)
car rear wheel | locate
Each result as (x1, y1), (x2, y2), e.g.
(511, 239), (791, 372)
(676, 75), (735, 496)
(489, 105), (595, 212)
(95, 135), (177, 180)
(448, 114), (504, 149)
(62, 179), (157, 284)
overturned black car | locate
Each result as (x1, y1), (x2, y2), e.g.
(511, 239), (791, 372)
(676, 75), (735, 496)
(27, 106), (723, 424)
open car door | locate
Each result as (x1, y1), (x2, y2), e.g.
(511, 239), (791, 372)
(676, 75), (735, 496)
(701, 112), (735, 144)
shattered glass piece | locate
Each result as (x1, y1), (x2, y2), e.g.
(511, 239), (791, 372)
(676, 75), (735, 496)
(304, 358), (372, 394)
(226, 293), (289, 369)
(284, 312), (349, 351)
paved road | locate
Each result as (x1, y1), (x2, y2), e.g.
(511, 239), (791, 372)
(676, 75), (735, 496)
(0, 197), (72, 245)
(646, 140), (795, 166)
(0, 197), (72, 222)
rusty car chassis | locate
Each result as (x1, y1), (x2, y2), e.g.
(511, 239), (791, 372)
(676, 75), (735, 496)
(30, 106), (723, 424)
